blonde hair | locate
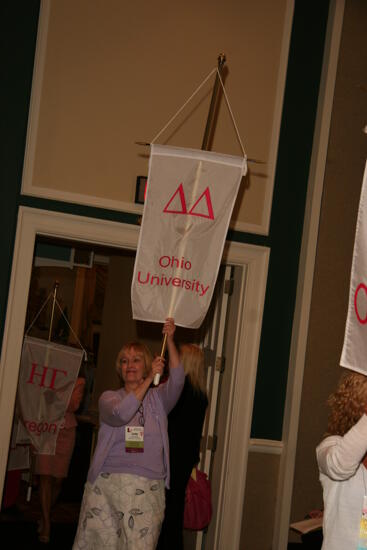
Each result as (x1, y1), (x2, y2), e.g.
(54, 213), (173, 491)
(180, 343), (207, 394)
(115, 342), (153, 384)
(326, 370), (367, 436)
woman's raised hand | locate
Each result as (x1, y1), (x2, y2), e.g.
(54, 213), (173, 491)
(150, 355), (165, 382)
(163, 317), (176, 339)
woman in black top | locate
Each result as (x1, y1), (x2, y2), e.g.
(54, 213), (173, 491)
(157, 343), (208, 550)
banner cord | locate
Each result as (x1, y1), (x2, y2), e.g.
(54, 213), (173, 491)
(54, 300), (88, 360)
(216, 68), (247, 157)
(151, 66), (247, 158)
(25, 292), (53, 336)
(25, 292), (88, 360)
(151, 67), (216, 145)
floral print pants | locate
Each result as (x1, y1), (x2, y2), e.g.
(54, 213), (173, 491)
(73, 473), (165, 549)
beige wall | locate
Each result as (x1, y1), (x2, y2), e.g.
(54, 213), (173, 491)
(241, 452), (281, 550)
(291, 0), (367, 534)
(23, 0), (289, 230)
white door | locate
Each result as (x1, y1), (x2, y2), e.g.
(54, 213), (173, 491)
(184, 263), (246, 550)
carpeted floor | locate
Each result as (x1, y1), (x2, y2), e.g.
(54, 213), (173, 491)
(0, 516), (77, 549)
(0, 481), (80, 549)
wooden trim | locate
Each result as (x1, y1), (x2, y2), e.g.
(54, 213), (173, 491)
(249, 439), (284, 455)
(215, 241), (269, 548)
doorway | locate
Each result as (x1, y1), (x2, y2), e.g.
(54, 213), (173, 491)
(0, 206), (269, 549)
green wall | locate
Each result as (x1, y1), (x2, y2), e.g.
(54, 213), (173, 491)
(0, 1), (40, 339)
(250, 0), (330, 439)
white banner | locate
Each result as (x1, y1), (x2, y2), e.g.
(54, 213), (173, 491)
(17, 336), (83, 454)
(132, 144), (247, 328)
(340, 161), (367, 374)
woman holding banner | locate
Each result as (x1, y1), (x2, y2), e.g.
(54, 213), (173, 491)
(73, 318), (184, 550)
(316, 369), (367, 550)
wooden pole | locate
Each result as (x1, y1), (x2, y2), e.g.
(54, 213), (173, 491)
(159, 54), (226, 361)
(201, 53), (226, 151)
(48, 281), (59, 342)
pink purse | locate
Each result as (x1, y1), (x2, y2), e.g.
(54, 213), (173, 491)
(183, 467), (212, 531)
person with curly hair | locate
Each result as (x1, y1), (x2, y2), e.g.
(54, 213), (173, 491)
(317, 369), (367, 550)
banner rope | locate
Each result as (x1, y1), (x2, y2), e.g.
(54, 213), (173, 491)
(54, 300), (88, 360)
(151, 67), (216, 145)
(216, 68), (247, 158)
(25, 292), (53, 336)
(25, 293), (87, 360)
(151, 66), (247, 158)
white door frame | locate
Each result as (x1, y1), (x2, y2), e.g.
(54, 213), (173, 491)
(0, 206), (269, 549)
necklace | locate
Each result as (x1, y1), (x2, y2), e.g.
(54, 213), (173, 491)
(138, 403), (145, 427)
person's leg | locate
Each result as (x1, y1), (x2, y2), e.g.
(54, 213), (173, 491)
(38, 474), (53, 542)
(124, 477), (165, 550)
(73, 473), (165, 550)
(73, 474), (128, 549)
(156, 486), (185, 550)
(52, 477), (63, 507)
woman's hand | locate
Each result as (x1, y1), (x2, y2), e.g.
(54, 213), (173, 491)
(163, 317), (176, 340)
(162, 318), (180, 370)
(150, 355), (165, 383)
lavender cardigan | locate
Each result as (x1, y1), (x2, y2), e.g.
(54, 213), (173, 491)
(87, 364), (184, 489)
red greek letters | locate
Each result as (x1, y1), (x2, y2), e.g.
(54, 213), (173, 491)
(163, 184), (215, 220)
(354, 283), (367, 324)
(26, 362), (68, 389)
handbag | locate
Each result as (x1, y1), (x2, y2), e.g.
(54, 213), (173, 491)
(183, 467), (212, 530)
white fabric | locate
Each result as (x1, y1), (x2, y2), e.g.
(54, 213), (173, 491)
(316, 414), (367, 549)
(16, 336), (83, 455)
(340, 161), (367, 374)
(131, 144), (247, 329)
(7, 445), (30, 471)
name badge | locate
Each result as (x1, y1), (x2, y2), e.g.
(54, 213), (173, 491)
(125, 426), (144, 453)
(358, 495), (367, 549)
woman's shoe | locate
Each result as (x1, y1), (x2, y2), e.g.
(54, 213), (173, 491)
(38, 534), (50, 544)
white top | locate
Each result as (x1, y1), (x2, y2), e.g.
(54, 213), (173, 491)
(316, 414), (367, 550)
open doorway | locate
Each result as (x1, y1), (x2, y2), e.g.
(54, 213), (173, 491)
(0, 207), (269, 549)
(2, 233), (238, 548)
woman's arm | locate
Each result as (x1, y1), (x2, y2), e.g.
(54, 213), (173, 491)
(67, 378), (86, 413)
(99, 357), (165, 425)
(158, 318), (185, 412)
(99, 390), (141, 426)
(317, 413), (367, 480)
(133, 355), (165, 401)
(164, 318), (180, 370)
